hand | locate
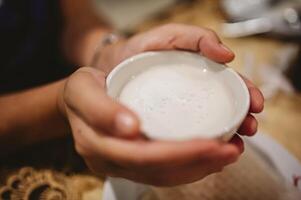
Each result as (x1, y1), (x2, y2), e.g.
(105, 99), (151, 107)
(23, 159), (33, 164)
(59, 67), (246, 187)
(59, 24), (264, 186)
(96, 23), (235, 74)
(97, 23), (263, 144)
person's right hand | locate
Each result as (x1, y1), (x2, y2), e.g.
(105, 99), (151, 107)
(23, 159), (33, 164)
(58, 67), (243, 186)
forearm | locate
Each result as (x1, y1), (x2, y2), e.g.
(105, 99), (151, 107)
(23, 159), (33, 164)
(61, 0), (112, 66)
(0, 80), (69, 155)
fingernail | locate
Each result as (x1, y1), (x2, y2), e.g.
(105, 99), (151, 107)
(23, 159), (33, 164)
(115, 112), (137, 136)
(219, 43), (234, 54)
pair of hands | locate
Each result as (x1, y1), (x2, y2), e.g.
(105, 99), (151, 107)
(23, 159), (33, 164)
(58, 24), (264, 186)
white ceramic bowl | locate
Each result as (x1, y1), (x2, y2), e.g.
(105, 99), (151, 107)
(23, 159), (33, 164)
(106, 51), (250, 141)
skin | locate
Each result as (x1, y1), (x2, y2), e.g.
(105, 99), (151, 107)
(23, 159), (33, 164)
(59, 24), (264, 186)
(0, 1), (264, 187)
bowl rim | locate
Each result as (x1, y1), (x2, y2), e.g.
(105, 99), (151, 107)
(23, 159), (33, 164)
(106, 50), (250, 140)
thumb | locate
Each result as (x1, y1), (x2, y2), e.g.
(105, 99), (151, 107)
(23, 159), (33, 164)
(64, 67), (140, 138)
(198, 30), (235, 63)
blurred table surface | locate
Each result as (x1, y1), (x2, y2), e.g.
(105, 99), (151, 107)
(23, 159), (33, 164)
(136, 0), (301, 162)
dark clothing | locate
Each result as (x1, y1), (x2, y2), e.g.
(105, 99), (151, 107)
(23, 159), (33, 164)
(0, 0), (73, 93)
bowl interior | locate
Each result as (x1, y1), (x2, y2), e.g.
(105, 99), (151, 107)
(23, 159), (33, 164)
(106, 51), (250, 140)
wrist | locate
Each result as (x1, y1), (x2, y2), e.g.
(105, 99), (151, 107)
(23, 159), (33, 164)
(101, 39), (127, 74)
(90, 33), (126, 74)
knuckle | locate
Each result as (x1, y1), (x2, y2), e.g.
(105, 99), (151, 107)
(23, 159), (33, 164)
(63, 70), (85, 102)
(76, 66), (95, 74)
(69, 68), (88, 81)
(203, 28), (215, 35)
(203, 28), (218, 38)
(68, 67), (105, 86)
(64, 67), (106, 107)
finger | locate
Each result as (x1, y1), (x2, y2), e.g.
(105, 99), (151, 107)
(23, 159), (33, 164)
(123, 163), (219, 186)
(70, 114), (240, 185)
(237, 114), (258, 136)
(198, 29), (235, 63)
(229, 134), (244, 153)
(155, 143), (240, 186)
(122, 144), (240, 186)
(135, 24), (235, 63)
(84, 157), (128, 178)
(65, 67), (140, 138)
(153, 161), (232, 186)
(67, 110), (131, 177)
(83, 128), (240, 170)
(135, 138), (241, 173)
(241, 76), (264, 113)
